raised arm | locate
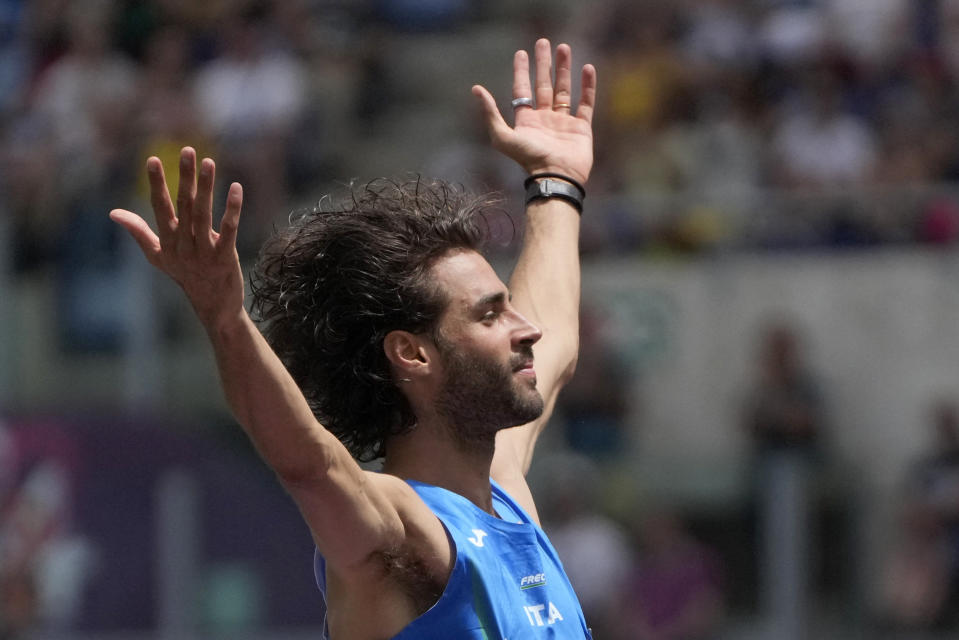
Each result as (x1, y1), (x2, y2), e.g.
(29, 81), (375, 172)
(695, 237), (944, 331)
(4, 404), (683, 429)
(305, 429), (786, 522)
(472, 39), (596, 480)
(109, 149), (440, 578)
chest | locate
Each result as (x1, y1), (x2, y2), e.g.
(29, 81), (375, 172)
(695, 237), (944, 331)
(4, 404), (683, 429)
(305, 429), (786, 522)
(399, 508), (588, 639)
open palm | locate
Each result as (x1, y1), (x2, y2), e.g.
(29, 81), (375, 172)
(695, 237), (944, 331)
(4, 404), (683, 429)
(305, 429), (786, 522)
(472, 39), (596, 185)
(109, 147), (245, 332)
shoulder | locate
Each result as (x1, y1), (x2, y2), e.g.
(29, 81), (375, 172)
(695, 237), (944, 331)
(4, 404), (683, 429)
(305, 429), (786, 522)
(367, 472), (451, 548)
(489, 461), (541, 525)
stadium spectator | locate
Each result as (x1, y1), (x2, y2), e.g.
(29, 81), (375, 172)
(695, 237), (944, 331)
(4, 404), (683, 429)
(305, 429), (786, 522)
(743, 319), (827, 640)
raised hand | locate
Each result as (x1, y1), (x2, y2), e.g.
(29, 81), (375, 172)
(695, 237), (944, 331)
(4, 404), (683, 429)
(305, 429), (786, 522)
(110, 147), (245, 332)
(472, 38), (596, 185)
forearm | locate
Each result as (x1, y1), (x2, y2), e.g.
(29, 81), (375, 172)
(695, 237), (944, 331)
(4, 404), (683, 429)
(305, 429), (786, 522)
(206, 309), (335, 485)
(497, 196), (581, 475)
(510, 196), (582, 390)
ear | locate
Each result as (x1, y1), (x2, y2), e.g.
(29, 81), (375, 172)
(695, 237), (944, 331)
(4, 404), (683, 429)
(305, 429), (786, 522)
(383, 330), (431, 379)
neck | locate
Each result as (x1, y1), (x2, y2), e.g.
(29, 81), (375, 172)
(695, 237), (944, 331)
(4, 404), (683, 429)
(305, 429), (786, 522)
(383, 415), (498, 515)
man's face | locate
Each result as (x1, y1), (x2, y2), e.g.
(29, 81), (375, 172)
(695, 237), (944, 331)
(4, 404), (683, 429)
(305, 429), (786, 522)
(428, 250), (544, 448)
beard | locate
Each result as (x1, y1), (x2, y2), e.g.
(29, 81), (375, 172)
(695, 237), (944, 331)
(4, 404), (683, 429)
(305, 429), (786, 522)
(434, 338), (545, 454)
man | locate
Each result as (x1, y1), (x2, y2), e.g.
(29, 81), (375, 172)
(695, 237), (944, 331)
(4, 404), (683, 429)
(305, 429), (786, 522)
(111, 38), (596, 639)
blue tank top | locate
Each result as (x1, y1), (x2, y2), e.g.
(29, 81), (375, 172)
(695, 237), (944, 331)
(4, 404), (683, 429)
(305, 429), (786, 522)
(314, 479), (592, 639)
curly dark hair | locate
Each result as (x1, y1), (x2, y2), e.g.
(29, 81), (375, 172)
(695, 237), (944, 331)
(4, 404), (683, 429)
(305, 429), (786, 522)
(250, 177), (498, 461)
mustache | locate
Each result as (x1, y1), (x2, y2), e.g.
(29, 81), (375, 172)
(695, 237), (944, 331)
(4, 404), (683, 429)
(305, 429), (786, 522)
(510, 345), (535, 370)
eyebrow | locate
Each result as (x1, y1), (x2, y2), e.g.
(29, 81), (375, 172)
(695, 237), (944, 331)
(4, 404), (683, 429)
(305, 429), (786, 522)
(474, 291), (510, 309)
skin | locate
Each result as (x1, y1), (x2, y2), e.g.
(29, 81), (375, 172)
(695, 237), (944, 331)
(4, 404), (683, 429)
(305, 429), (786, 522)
(430, 252), (545, 456)
(110, 38), (595, 639)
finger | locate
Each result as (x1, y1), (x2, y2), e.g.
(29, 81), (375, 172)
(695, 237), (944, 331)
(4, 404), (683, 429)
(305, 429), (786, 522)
(194, 157), (216, 250)
(175, 147), (197, 248)
(146, 157), (177, 245)
(512, 49), (533, 108)
(216, 182), (243, 255)
(472, 85), (513, 149)
(110, 209), (162, 266)
(552, 43), (572, 112)
(533, 38), (553, 110)
(575, 63), (597, 125)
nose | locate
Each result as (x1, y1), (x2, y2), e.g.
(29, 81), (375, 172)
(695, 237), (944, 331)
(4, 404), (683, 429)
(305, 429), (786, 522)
(512, 309), (542, 347)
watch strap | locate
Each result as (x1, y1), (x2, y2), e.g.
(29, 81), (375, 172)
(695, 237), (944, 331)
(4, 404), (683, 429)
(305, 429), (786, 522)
(524, 177), (584, 213)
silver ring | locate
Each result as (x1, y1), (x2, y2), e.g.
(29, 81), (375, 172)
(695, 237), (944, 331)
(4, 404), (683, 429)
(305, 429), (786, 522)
(511, 97), (534, 109)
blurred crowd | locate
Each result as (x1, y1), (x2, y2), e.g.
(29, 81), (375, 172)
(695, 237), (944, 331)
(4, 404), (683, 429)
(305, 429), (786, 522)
(4, 0), (959, 278)
(583, 0), (959, 253)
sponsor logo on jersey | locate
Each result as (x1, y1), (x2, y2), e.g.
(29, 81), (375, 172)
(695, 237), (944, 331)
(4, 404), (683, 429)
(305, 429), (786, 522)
(519, 573), (547, 590)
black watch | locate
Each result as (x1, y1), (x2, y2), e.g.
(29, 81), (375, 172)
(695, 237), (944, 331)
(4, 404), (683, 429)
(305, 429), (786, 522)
(524, 177), (584, 213)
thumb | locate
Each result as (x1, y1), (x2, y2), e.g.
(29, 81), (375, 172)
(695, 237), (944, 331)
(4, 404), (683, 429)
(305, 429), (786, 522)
(471, 85), (513, 147)
(110, 209), (162, 265)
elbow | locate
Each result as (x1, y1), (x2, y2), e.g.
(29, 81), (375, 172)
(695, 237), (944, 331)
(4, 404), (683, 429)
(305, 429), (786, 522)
(275, 462), (330, 490)
(270, 442), (336, 490)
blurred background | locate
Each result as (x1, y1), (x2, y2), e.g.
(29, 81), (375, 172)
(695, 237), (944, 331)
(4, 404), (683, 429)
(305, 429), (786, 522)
(4, 0), (959, 638)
